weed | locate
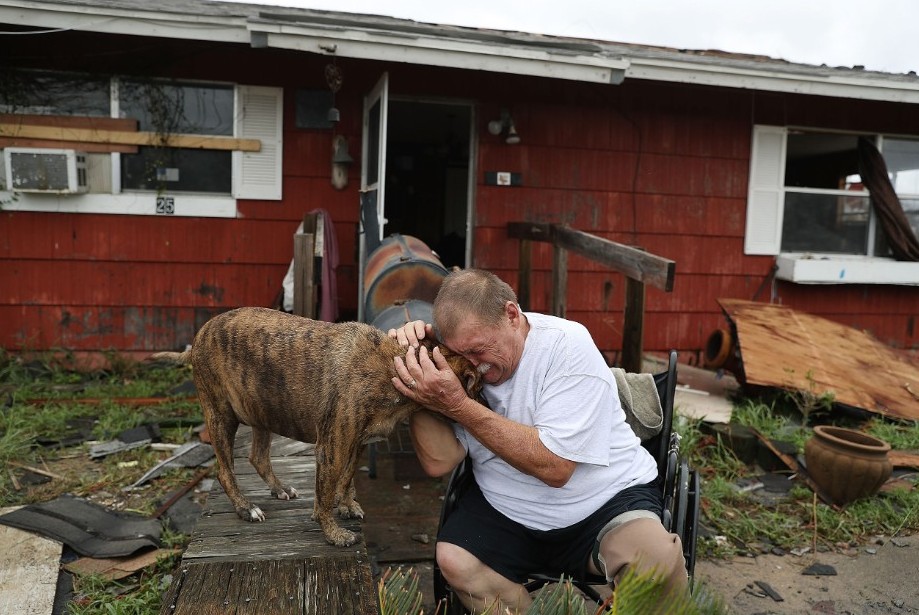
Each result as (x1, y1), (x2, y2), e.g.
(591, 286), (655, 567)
(675, 403), (919, 558)
(68, 549), (180, 615)
(865, 418), (919, 450)
(0, 352), (198, 612)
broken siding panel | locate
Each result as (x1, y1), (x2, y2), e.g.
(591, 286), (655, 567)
(718, 299), (919, 420)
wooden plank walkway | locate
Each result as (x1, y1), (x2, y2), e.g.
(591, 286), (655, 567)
(160, 429), (377, 614)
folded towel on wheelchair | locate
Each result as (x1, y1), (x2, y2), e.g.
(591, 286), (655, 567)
(610, 368), (663, 440)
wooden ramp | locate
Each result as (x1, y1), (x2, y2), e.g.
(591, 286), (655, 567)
(160, 429), (377, 614)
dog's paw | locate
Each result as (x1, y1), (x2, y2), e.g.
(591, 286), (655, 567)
(273, 486), (299, 501)
(338, 501), (365, 520)
(236, 506), (266, 522)
(326, 527), (358, 547)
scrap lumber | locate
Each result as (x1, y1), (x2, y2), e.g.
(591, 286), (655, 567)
(0, 113), (139, 152)
(718, 299), (919, 421)
(889, 450), (919, 469)
(751, 430), (839, 509)
(0, 123), (261, 152)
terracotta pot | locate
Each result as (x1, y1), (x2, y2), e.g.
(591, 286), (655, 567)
(804, 425), (892, 505)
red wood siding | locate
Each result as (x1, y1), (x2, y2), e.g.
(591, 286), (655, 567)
(2, 29), (918, 363)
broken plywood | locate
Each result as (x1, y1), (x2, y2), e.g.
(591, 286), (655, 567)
(718, 299), (919, 421)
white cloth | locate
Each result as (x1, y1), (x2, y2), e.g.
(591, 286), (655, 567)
(454, 312), (658, 531)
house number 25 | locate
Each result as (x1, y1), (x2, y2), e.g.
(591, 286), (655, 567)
(156, 196), (175, 215)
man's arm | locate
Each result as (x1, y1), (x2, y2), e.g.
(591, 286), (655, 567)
(394, 345), (576, 488)
(408, 410), (466, 477)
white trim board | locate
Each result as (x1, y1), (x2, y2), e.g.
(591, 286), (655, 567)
(776, 253), (919, 285)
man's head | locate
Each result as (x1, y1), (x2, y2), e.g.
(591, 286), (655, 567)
(433, 269), (527, 385)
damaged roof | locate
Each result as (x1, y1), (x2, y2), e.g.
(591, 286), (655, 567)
(3, 0), (919, 102)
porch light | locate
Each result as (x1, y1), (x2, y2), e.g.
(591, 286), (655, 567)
(487, 109), (521, 145)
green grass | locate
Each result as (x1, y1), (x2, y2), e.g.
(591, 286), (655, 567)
(0, 350), (201, 613)
(677, 400), (919, 558)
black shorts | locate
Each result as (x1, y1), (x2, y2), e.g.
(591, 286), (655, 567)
(437, 477), (663, 584)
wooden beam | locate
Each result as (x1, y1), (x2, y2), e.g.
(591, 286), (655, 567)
(0, 137), (138, 154)
(507, 222), (675, 292)
(293, 233), (316, 319)
(0, 123), (261, 152)
(0, 114), (138, 132)
(552, 244), (568, 317)
(552, 226), (674, 292)
(517, 238), (532, 310)
(621, 277), (645, 372)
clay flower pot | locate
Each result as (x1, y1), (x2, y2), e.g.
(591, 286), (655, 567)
(804, 425), (892, 505)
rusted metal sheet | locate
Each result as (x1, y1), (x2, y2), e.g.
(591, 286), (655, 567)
(718, 298), (919, 421)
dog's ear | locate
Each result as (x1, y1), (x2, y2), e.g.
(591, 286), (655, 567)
(462, 367), (483, 397)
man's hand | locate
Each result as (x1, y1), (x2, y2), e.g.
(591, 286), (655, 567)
(392, 345), (469, 416)
(387, 320), (433, 348)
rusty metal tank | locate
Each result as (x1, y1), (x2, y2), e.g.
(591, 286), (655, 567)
(370, 299), (435, 334)
(363, 234), (449, 325)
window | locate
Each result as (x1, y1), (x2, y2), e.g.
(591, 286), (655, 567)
(119, 80), (235, 194)
(746, 126), (919, 284)
(0, 69), (283, 217)
(0, 69), (110, 116)
(781, 132), (872, 254)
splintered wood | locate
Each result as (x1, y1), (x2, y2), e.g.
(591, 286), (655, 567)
(718, 299), (919, 421)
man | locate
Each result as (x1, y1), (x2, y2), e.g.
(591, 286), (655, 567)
(390, 268), (686, 613)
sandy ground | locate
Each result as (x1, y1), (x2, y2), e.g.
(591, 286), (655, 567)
(695, 539), (919, 614)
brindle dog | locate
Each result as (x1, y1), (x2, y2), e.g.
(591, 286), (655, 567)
(151, 306), (481, 546)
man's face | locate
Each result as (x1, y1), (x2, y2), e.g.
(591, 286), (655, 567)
(444, 303), (525, 386)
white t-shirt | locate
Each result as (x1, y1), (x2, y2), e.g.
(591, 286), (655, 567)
(454, 312), (659, 531)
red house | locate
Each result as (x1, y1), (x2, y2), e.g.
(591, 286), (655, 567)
(1, 0), (918, 366)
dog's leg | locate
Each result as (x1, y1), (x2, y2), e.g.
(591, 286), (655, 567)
(250, 426), (299, 500)
(202, 394), (265, 523)
(334, 450), (365, 521)
(312, 443), (357, 546)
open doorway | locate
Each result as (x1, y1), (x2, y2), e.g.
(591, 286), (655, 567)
(382, 100), (472, 269)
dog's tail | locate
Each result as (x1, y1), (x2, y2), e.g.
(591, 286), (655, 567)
(147, 349), (192, 365)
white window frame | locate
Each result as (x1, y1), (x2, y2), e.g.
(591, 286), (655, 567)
(0, 77), (283, 218)
(746, 125), (919, 285)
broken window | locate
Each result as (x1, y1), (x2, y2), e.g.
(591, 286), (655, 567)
(747, 126), (919, 257)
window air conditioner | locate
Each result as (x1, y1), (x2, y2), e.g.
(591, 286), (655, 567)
(3, 147), (89, 194)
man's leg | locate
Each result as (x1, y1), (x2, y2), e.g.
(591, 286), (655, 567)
(589, 517), (687, 596)
(437, 542), (532, 614)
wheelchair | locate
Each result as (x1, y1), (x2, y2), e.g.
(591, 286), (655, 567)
(432, 350), (700, 612)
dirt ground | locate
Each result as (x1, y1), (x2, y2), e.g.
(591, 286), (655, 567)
(695, 543), (918, 614)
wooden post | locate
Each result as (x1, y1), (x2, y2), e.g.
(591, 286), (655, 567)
(518, 238), (532, 310)
(293, 233), (316, 318)
(622, 276), (646, 373)
(552, 244), (568, 318)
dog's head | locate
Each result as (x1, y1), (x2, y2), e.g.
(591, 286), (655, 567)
(418, 338), (484, 399)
